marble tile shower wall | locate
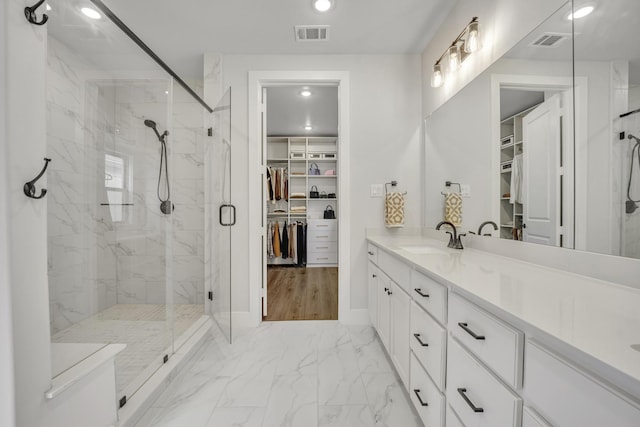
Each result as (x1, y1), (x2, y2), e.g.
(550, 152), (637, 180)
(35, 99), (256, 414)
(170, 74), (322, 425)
(169, 81), (205, 305)
(47, 38), (205, 334)
(47, 38), (113, 333)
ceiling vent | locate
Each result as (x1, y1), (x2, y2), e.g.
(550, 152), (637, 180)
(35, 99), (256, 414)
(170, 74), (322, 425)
(530, 32), (569, 48)
(295, 25), (330, 42)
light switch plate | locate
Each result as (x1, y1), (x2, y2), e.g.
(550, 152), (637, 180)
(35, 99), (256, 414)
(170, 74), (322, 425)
(371, 184), (384, 197)
(461, 184), (471, 198)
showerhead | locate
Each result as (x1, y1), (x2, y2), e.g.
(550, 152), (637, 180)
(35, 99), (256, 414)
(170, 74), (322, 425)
(144, 119), (166, 142)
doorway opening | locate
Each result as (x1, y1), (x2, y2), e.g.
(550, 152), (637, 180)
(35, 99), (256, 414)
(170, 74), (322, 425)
(263, 85), (339, 321)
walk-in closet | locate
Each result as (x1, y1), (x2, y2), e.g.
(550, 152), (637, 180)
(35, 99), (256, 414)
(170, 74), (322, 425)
(262, 86), (339, 321)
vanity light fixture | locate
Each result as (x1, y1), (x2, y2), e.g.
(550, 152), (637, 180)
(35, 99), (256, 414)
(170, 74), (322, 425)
(313, 0), (333, 12)
(430, 17), (481, 88)
(81, 7), (102, 20)
(300, 89), (312, 97)
(431, 63), (444, 88)
(568, 6), (594, 20)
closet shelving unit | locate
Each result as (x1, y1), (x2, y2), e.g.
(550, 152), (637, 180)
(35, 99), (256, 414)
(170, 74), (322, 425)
(266, 136), (338, 266)
(499, 104), (539, 240)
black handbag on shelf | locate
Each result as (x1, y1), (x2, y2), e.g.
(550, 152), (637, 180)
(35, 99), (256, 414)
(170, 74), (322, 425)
(327, 192), (336, 199)
(309, 185), (319, 199)
(323, 205), (336, 219)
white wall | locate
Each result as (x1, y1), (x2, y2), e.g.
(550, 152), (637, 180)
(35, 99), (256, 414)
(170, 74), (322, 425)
(214, 54), (423, 314)
(421, 0), (567, 116)
(0, 2), (16, 425)
(5, 0), (51, 425)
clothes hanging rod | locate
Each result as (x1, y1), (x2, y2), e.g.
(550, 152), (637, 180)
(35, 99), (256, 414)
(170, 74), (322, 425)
(620, 107), (640, 118)
(89, 0), (214, 114)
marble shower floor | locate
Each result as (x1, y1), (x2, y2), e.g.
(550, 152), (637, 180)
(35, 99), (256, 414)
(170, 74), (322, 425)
(134, 321), (424, 427)
(51, 304), (204, 397)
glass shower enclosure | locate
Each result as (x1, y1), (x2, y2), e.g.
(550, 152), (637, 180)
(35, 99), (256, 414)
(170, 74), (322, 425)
(45, 0), (225, 408)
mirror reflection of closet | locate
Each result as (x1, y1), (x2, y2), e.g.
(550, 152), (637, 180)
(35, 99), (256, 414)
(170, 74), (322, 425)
(263, 85), (340, 321)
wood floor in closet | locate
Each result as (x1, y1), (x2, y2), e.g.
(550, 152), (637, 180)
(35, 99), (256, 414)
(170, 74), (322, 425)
(265, 266), (338, 321)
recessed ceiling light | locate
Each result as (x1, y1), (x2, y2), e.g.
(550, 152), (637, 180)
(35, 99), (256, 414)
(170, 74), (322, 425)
(304, 125), (313, 131)
(313, 0), (333, 12)
(81, 7), (102, 20)
(165, 90), (169, 95)
(568, 6), (594, 20)
(300, 89), (312, 97)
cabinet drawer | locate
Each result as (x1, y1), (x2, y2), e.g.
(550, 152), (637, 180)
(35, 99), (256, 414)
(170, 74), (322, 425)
(449, 293), (523, 389)
(308, 228), (338, 242)
(410, 301), (446, 391)
(522, 407), (551, 427)
(447, 338), (522, 427)
(524, 340), (640, 427)
(446, 405), (465, 427)
(378, 249), (411, 294)
(307, 252), (337, 264)
(307, 241), (337, 253)
(308, 219), (337, 231)
(411, 269), (447, 325)
(367, 243), (378, 264)
(410, 352), (445, 427)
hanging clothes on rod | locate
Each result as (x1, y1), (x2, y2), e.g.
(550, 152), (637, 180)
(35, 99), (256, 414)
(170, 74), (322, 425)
(266, 220), (307, 265)
(266, 166), (289, 203)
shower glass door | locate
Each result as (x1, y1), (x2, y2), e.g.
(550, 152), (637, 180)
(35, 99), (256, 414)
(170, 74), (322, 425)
(207, 88), (233, 342)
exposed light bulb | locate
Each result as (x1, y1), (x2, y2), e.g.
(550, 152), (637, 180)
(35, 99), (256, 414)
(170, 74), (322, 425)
(568, 6), (594, 20)
(431, 64), (444, 88)
(464, 21), (481, 53)
(300, 89), (312, 97)
(314, 0), (332, 12)
(448, 45), (461, 71)
(81, 7), (102, 20)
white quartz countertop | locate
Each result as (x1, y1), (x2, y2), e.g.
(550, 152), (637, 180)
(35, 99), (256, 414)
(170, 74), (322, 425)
(367, 235), (640, 396)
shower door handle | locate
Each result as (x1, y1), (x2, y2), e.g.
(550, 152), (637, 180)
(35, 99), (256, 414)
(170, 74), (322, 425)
(219, 204), (236, 226)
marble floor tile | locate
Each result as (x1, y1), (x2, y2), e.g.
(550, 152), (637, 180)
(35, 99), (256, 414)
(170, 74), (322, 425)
(205, 407), (265, 427)
(134, 321), (423, 427)
(319, 405), (376, 427)
(262, 374), (318, 427)
(318, 343), (369, 405)
(361, 372), (423, 427)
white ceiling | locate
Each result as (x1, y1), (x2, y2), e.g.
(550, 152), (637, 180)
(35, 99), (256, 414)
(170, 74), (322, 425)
(50, 0), (455, 78)
(266, 86), (338, 136)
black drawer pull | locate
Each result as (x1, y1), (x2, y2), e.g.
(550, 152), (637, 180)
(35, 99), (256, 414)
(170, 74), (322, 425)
(372, 274), (377, 278)
(458, 322), (485, 340)
(384, 287), (389, 292)
(413, 333), (429, 347)
(457, 388), (484, 413)
(413, 389), (429, 407)
(387, 290), (392, 295)
(414, 288), (429, 298)
(368, 251), (375, 255)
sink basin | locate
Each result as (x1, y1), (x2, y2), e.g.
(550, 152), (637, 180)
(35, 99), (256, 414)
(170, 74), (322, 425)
(398, 245), (448, 255)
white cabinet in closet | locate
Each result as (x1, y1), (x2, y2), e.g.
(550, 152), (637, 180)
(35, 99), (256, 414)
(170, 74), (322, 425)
(307, 219), (337, 266)
(498, 105), (538, 241)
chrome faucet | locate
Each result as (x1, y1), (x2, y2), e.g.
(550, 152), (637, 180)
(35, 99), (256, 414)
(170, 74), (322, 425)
(436, 221), (466, 249)
(477, 221), (498, 236)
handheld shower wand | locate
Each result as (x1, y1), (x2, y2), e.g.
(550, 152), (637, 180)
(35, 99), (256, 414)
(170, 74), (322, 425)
(144, 119), (173, 214)
(626, 134), (640, 214)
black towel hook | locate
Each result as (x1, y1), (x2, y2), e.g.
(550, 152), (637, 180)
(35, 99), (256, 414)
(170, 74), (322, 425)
(25, 0), (49, 26)
(24, 158), (51, 199)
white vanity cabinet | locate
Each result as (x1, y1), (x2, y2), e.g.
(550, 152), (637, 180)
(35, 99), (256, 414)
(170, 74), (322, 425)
(366, 240), (640, 427)
(367, 262), (379, 329)
(524, 340), (640, 427)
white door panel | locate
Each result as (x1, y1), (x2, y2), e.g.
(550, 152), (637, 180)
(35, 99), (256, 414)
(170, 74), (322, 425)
(523, 94), (562, 246)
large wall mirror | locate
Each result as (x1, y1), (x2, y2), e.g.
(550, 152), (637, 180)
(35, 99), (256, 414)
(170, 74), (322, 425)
(425, 0), (640, 260)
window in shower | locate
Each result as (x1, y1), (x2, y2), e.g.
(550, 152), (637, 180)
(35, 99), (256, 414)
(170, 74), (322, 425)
(104, 153), (130, 223)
